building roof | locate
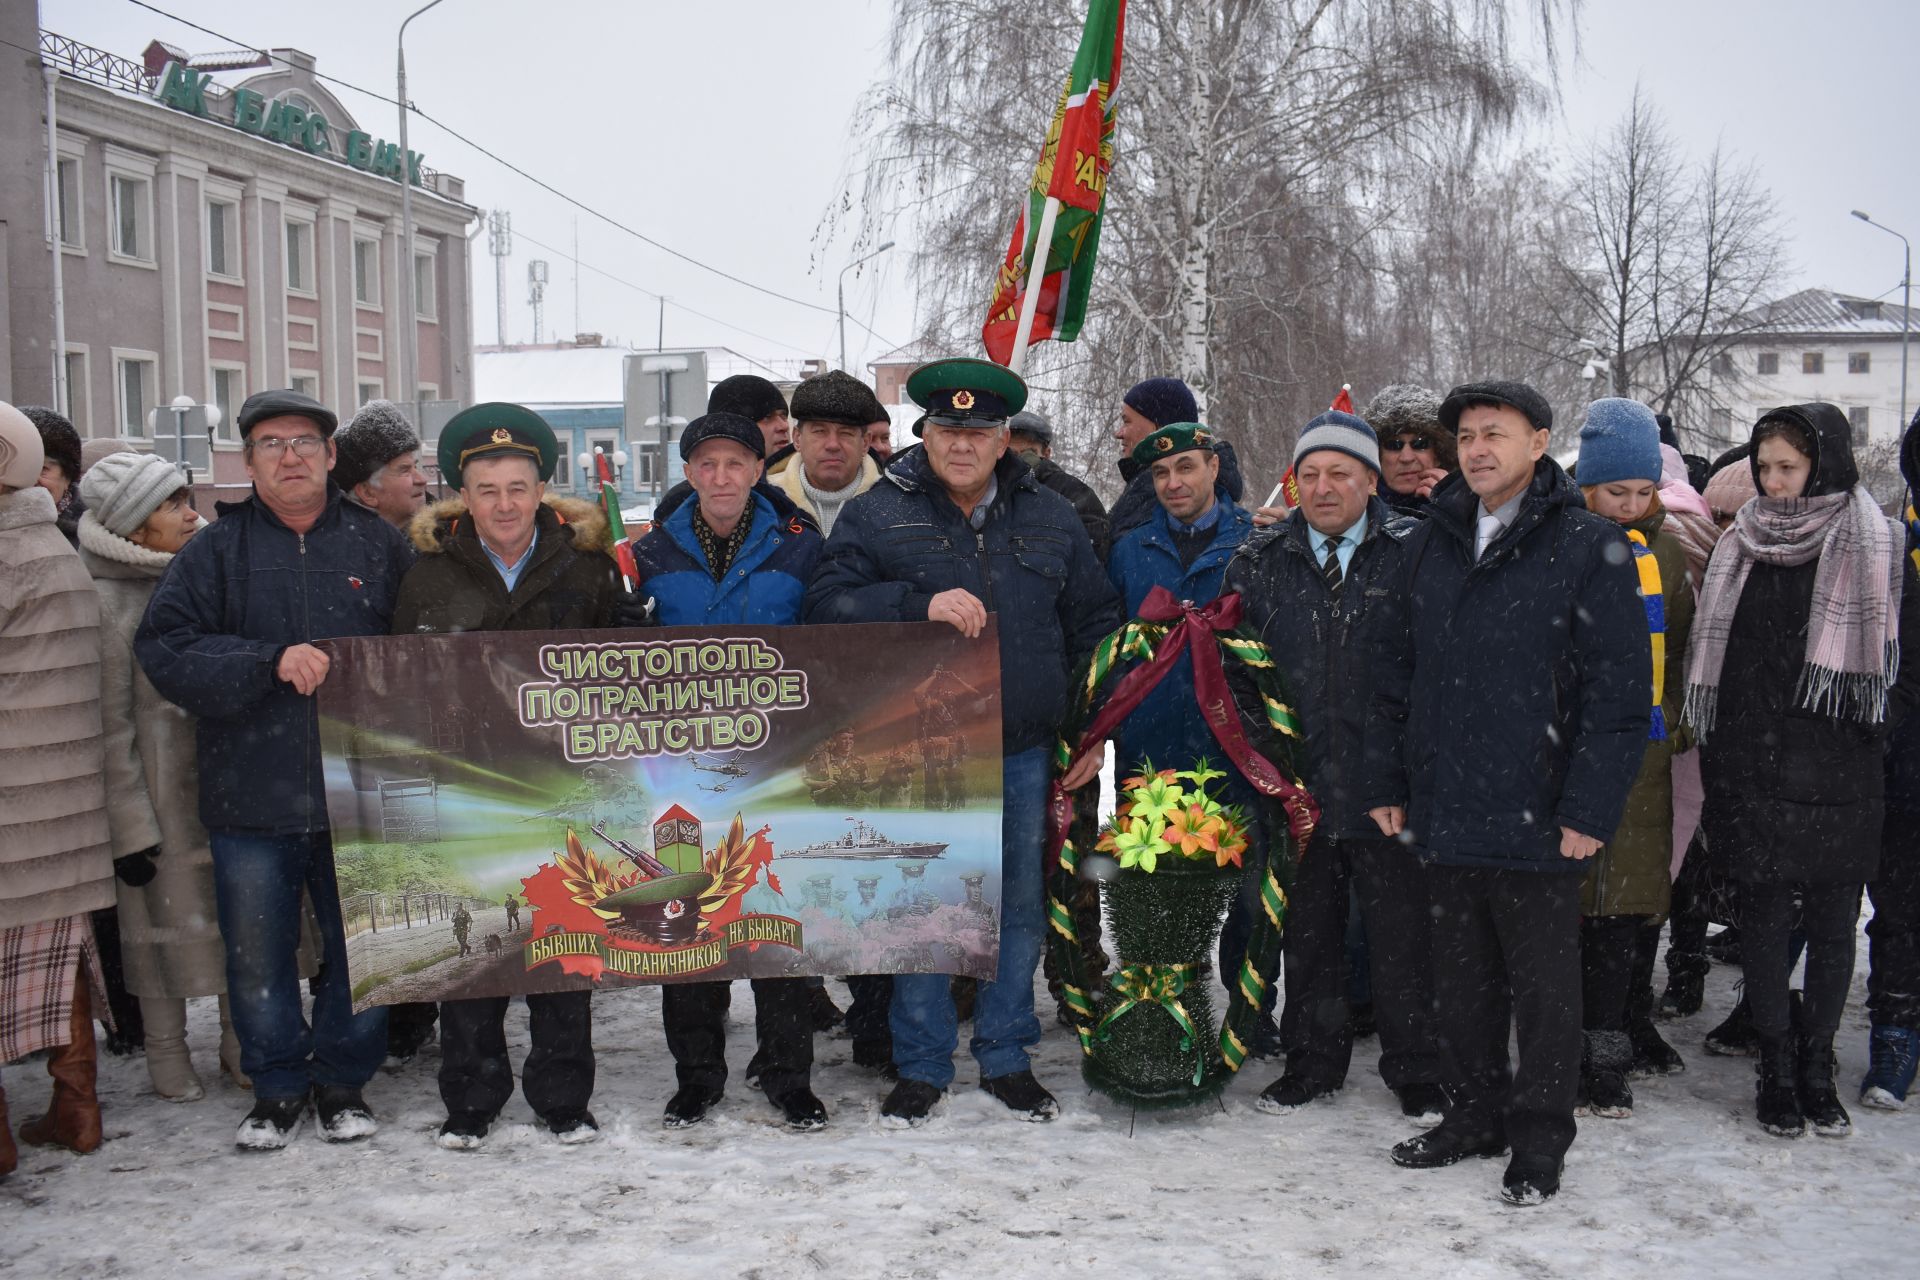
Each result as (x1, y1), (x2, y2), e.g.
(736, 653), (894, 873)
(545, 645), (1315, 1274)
(474, 344), (823, 411)
(868, 339), (938, 369)
(1733, 287), (1918, 339)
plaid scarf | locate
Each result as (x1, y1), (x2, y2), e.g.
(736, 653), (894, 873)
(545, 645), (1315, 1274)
(692, 502), (754, 582)
(1684, 485), (1902, 741)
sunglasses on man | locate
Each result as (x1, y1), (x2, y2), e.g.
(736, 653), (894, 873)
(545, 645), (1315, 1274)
(1386, 434), (1435, 453)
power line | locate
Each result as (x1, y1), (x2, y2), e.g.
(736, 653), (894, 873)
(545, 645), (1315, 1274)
(121, 0), (904, 345)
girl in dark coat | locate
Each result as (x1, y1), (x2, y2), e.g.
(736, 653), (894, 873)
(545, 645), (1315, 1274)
(1690, 402), (1920, 1139)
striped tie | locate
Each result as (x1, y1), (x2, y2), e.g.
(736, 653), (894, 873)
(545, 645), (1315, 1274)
(1321, 536), (1344, 603)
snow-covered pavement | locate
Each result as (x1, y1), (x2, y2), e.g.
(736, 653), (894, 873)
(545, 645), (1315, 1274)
(4, 952), (1917, 1279)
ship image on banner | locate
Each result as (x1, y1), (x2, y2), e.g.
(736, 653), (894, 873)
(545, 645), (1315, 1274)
(316, 622), (1004, 1011)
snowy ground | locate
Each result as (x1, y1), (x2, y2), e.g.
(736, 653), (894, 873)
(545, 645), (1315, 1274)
(4, 942), (1918, 1280)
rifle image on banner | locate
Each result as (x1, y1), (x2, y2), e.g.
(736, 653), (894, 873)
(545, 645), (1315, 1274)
(591, 822), (672, 880)
(1266, 383), (1354, 511)
(593, 446), (640, 592)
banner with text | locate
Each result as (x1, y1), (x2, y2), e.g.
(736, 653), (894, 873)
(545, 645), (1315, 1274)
(317, 623), (1003, 1011)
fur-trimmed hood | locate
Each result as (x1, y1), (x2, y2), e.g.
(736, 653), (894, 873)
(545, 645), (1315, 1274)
(407, 493), (609, 555)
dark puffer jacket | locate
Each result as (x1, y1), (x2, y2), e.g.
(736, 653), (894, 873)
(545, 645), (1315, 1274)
(135, 486), (415, 835)
(1029, 455), (1111, 561)
(1699, 402), (1920, 883)
(805, 446), (1121, 755)
(1223, 497), (1413, 840)
(1364, 459), (1649, 869)
(390, 495), (619, 635)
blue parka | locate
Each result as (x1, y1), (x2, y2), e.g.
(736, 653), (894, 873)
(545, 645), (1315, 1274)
(632, 483), (822, 626)
(134, 486), (415, 835)
(1104, 498), (1253, 783)
(804, 446), (1121, 755)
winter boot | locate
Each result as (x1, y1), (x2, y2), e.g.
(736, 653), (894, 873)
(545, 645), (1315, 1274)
(1579, 1030), (1634, 1119)
(980, 1069), (1058, 1121)
(1754, 1038), (1804, 1138)
(314, 1085), (378, 1142)
(1704, 994), (1760, 1056)
(1796, 1035), (1852, 1137)
(805, 982), (844, 1033)
(18, 976), (103, 1154)
(218, 995), (250, 1091)
(1627, 983), (1686, 1077)
(1659, 952), (1710, 1020)
(0, 1084), (16, 1179)
(1860, 1025), (1920, 1110)
(141, 997), (205, 1103)
(235, 1094), (308, 1151)
(1705, 925), (1741, 964)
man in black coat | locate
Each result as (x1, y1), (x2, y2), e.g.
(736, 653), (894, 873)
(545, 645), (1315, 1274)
(1364, 381), (1647, 1206)
(1010, 409), (1110, 559)
(1224, 410), (1446, 1124)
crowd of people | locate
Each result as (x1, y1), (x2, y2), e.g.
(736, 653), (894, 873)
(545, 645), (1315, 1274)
(2, 356), (1917, 1209)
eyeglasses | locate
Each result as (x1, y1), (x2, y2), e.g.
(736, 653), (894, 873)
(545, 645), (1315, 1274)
(1385, 435), (1435, 453)
(248, 435), (326, 457)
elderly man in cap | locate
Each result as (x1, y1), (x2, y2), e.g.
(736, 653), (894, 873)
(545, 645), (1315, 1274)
(1364, 380), (1647, 1205)
(332, 399), (430, 531)
(629, 409), (829, 1131)
(135, 389), (415, 1151)
(1220, 409), (1446, 1124)
(808, 357), (1121, 1125)
(768, 371), (887, 536)
(390, 403), (618, 1149)
(1109, 377), (1246, 540)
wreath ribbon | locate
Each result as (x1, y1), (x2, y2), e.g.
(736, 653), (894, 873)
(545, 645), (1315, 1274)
(1096, 961), (1207, 1086)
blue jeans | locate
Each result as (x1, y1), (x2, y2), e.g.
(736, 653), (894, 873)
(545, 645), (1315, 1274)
(209, 831), (387, 1100)
(891, 747), (1048, 1088)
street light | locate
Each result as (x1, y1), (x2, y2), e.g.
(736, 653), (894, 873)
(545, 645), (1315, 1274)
(838, 240), (896, 372)
(1851, 209), (1911, 435)
(397, 0), (449, 430)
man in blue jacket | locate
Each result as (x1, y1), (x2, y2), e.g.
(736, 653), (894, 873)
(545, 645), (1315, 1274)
(1222, 411), (1446, 1124)
(1108, 377), (1246, 540)
(630, 410), (828, 1132)
(134, 389), (415, 1151)
(1364, 381), (1648, 1206)
(807, 357), (1121, 1126)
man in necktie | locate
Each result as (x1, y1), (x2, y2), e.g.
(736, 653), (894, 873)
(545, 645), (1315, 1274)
(1363, 381), (1648, 1206)
(1220, 409), (1447, 1122)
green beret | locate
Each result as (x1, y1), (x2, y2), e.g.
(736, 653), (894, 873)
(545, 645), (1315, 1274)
(437, 402), (559, 483)
(1130, 421), (1216, 470)
(905, 357), (1028, 436)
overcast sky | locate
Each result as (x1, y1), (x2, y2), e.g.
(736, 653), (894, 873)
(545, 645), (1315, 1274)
(40, 0), (1920, 379)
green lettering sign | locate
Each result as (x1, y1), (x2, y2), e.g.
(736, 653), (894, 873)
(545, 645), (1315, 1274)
(345, 129), (373, 170)
(156, 62), (210, 116)
(232, 88), (267, 134)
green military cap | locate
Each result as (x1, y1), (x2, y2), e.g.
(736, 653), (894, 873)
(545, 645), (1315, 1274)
(906, 357), (1028, 436)
(437, 402), (559, 483)
(1130, 421), (1216, 470)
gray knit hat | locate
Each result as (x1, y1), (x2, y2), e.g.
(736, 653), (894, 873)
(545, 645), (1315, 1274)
(333, 399), (420, 492)
(79, 450), (187, 536)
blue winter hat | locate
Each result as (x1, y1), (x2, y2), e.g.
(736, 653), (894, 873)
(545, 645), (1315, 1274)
(1292, 409), (1380, 475)
(1124, 377), (1198, 430)
(1576, 398), (1662, 486)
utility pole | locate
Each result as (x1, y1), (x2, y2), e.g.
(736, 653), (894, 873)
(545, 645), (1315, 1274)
(397, 0), (448, 418)
(1853, 210), (1912, 435)
(837, 241), (895, 371)
(528, 260), (548, 345)
(487, 209), (511, 346)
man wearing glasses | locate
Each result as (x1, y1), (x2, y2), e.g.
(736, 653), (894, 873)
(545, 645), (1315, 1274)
(136, 389), (415, 1152)
(1362, 385), (1455, 517)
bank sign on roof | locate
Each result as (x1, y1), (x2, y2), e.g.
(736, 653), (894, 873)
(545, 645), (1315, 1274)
(150, 61), (424, 187)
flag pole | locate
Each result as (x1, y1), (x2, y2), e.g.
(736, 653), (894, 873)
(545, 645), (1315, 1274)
(1007, 196), (1063, 376)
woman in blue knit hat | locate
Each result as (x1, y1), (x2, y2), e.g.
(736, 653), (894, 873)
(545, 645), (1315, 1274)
(1572, 398), (1695, 1119)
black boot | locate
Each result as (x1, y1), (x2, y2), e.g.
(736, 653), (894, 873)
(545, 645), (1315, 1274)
(1755, 1038), (1804, 1138)
(1796, 1035), (1852, 1138)
(1704, 994), (1759, 1057)
(1627, 981), (1685, 1077)
(1658, 954), (1709, 1020)
(1580, 1030), (1634, 1119)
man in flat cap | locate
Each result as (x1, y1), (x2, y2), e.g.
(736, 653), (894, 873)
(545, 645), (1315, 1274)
(771, 370), (887, 536)
(807, 357), (1121, 1126)
(1363, 380), (1647, 1205)
(1009, 409), (1110, 561)
(390, 402), (619, 1151)
(135, 389), (415, 1152)
(629, 409), (829, 1132)
(332, 399), (430, 531)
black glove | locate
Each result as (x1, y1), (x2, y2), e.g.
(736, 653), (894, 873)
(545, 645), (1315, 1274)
(114, 847), (160, 887)
(612, 587), (656, 629)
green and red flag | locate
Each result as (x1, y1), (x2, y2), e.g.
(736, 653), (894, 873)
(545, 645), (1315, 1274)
(981, 0), (1126, 366)
(594, 448), (639, 590)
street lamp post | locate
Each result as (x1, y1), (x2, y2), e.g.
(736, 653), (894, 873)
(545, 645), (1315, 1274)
(398, 0), (448, 427)
(1852, 209), (1911, 434)
(837, 241), (895, 372)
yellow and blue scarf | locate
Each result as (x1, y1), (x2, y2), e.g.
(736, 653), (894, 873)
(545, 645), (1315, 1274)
(1626, 529), (1667, 741)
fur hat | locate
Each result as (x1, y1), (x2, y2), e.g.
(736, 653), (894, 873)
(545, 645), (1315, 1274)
(1363, 383), (1456, 471)
(708, 374), (788, 423)
(79, 450), (188, 536)
(789, 371), (887, 428)
(333, 399), (421, 492)
(20, 406), (82, 485)
(0, 402), (44, 489)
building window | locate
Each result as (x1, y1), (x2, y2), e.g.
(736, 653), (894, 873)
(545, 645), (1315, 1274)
(1710, 406), (1732, 438)
(414, 253), (437, 320)
(1803, 352), (1825, 375)
(1711, 353), (1733, 376)
(115, 353), (157, 437)
(56, 157), (83, 248)
(207, 199), (238, 278)
(209, 366), (245, 442)
(1757, 352), (1779, 375)
(358, 381), (382, 406)
(110, 174), (151, 261)
(290, 373), (319, 400)
(286, 220), (315, 293)
(632, 442), (665, 488)
(61, 349), (88, 433)
(1850, 406), (1870, 439)
(1849, 352), (1871, 374)
(353, 238), (380, 306)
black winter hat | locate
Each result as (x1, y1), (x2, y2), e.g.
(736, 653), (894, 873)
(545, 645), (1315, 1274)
(19, 406), (81, 484)
(237, 388), (338, 438)
(708, 374), (788, 424)
(790, 370), (887, 428)
(680, 411), (766, 462)
(332, 399), (420, 492)
(1438, 380), (1553, 435)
